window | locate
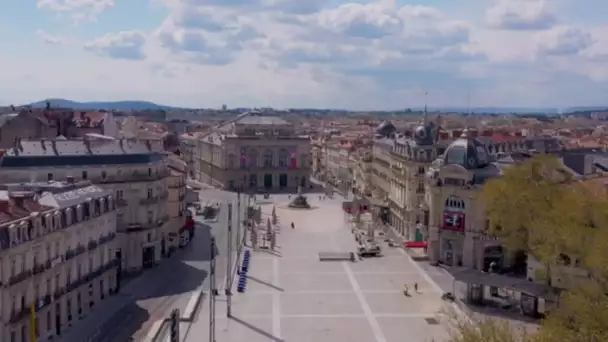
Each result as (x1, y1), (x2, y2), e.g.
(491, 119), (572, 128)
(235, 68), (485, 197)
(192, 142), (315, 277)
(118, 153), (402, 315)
(67, 299), (72, 321)
(47, 173), (53, 181)
(10, 259), (15, 277)
(46, 278), (51, 295)
(116, 190), (123, 200)
(147, 188), (153, 199)
(263, 149), (273, 167)
(101, 171), (107, 180)
(82, 171), (88, 180)
(148, 168), (152, 176)
(46, 312), (51, 333)
(147, 233), (152, 243)
(147, 211), (154, 224)
(278, 149), (288, 167)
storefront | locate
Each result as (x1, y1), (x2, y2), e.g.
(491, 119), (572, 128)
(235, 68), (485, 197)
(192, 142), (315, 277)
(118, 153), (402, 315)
(452, 268), (552, 319)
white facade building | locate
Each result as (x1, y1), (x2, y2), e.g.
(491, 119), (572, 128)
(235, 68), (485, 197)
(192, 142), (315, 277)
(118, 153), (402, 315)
(0, 181), (117, 342)
(0, 138), (171, 276)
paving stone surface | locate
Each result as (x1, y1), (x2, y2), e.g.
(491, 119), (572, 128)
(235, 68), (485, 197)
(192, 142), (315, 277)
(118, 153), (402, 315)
(185, 194), (455, 342)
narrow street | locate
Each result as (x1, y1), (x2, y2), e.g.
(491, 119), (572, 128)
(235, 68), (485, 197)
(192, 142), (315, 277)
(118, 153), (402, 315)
(57, 189), (244, 342)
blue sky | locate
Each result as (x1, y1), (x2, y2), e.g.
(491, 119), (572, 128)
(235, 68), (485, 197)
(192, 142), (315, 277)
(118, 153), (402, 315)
(0, 0), (606, 109)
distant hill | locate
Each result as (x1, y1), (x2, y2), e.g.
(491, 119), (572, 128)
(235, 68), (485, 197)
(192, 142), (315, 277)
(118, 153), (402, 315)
(26, 98), (180, 111)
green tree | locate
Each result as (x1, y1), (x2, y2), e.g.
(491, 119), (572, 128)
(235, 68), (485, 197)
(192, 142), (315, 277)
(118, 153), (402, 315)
(479, 154), (575, 283)
(536, 283), (608, 342)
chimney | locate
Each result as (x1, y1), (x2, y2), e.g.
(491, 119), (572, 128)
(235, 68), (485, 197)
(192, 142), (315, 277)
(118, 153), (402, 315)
(66, 176), (75, 184)
(452, 130), (462, 138)
(438, 132), (449, 140)
(481, 130), (493, 137)
(9, 191), (35, 209)
(468, 129), (478, 138)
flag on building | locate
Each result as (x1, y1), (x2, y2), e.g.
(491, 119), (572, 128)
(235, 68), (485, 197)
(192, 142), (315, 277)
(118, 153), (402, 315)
(240, 147), (248, 167)
(290, 149), (297, 168)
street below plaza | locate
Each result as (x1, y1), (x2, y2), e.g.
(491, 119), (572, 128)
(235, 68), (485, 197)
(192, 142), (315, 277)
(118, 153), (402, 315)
(57, 188), (244, 342)
(186, 193), (457, 342)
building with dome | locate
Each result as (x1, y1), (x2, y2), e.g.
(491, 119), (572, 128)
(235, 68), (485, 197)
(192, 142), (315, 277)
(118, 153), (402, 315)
(425, 129), (505, 269)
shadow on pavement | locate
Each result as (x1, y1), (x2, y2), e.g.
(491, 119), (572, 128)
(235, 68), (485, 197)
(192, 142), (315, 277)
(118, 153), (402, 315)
(246, 275), (284, 292)
(230, 316), (284, 342)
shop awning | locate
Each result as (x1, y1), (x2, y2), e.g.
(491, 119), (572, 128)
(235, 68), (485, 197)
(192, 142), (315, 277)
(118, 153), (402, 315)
(403, 240), (428, 248)
(451, 268), (553, 297)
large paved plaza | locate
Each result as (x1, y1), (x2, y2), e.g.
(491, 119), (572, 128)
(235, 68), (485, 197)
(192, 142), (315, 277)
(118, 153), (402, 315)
(185, 194), (456, 342)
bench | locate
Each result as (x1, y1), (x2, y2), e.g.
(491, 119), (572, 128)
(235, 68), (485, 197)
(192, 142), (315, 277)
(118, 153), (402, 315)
(318, 252), (355, 261)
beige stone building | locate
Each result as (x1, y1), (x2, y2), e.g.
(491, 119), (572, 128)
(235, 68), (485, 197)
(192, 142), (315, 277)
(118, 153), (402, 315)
(165, 154), (187, 251)
(0, 138), (172, 275)
(196, 112), (311, 192)
(0, 181), (117, 342)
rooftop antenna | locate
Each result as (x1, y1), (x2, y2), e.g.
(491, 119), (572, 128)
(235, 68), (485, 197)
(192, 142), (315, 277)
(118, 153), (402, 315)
(423, 90), (428, 123)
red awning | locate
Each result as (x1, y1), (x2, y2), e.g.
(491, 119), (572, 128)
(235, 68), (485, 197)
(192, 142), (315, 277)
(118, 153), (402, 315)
(403, 241), (428, 249)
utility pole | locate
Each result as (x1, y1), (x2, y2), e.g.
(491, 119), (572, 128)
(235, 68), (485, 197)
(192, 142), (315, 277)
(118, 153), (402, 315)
(236, 191), (242, 260)
(226, 202), (233, 317)
(209, 237), (216, 342)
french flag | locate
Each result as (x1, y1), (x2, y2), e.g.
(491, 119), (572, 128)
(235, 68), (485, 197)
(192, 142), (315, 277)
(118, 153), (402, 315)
(290, 150), (297, 168)
(240, 148), (248, 165)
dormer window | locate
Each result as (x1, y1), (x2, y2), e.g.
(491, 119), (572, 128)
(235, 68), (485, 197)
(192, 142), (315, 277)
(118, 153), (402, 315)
(65, 208), (73, 226)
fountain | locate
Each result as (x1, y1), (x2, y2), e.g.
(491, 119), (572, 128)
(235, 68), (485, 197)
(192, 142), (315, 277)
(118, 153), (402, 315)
(288, 186), (311, 209)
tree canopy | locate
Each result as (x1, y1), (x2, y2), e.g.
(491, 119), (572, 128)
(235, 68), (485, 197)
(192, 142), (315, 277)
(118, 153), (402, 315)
(454, 153), (608, 342)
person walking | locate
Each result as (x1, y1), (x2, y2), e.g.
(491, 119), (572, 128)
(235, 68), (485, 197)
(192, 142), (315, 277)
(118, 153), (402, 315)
(291, 222), (295, 229)
(414, 282), (418, 293)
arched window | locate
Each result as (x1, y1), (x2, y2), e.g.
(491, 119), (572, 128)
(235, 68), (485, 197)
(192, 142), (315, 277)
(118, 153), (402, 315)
(263, 149), (274, 168)
(228, 153), (236, 168)
(249, 148), (258, 168)
(299, 154), (307, 168)
(278, 149), (289, 167)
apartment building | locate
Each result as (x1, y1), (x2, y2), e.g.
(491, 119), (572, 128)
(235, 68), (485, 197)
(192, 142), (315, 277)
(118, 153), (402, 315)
(0, 138), (169, 275)
(0, 181), (117, 342)
(165, 154), (188, 252)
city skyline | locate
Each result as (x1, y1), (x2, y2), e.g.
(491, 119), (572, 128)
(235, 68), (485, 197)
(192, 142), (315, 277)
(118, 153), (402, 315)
(0, 0), (606, 109)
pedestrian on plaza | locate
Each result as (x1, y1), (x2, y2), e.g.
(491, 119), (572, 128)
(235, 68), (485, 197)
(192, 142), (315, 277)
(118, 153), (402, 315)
(414, 282), (418, 293)
(291, 222), (295, 229)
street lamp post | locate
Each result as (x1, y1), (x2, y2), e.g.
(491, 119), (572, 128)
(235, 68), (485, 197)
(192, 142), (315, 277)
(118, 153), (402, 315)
(226, 203), (233, 317)
(209, 237), (216, 342)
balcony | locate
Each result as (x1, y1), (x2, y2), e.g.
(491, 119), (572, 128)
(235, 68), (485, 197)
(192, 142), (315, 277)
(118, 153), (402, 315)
(35, 294), (52, 311)
(53, 287), (65, 301)
(125, 216), (168, 232)
(116, 198), (128, 207)
(140, 197), (159, 205)
(66, 249), (75, 260)
(76, 245), (86, 256)
(33, 263), (46, 275)
(9, 307), (30, 323)
(98, 170), (170, 184)
(88, 240), (98, 250)
(99, 232), (116, 245)
(8, 270), (32, 286)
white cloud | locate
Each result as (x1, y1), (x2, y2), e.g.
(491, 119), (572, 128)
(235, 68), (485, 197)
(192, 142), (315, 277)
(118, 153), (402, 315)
(35, 29), (67, 45)
(485, 0), (556, 30)
(84, 31), (147, 60)
(536, 26), (595, 56)
(36, 0), (114, 21)
(12, 0), (608, 108)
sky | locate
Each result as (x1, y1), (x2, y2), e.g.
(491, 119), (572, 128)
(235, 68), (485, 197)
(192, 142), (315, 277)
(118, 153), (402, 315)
(0, 0), (607, 109)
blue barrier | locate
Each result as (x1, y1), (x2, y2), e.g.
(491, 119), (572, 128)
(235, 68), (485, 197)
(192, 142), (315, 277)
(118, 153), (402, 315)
(237, 275), (248, 292)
